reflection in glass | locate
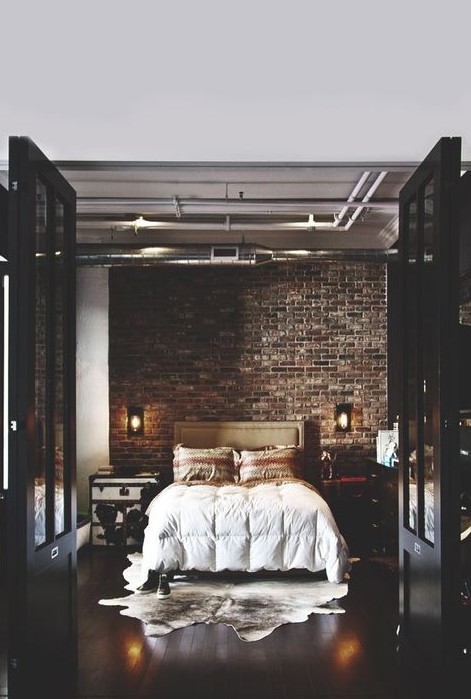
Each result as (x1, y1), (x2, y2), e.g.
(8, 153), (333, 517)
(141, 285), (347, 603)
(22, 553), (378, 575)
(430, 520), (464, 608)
(35, 178), (47, 548)
(407, 198), (418, 534)
(406, 179), (436, 543)
(54, 198), (65, 535)
(422, 178), (435, 543)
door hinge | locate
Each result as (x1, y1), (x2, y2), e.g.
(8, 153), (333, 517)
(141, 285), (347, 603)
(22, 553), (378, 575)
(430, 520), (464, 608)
(11, 181), (18, 192)
(9, 657), (19, 670)
(10, 420), (17, 432)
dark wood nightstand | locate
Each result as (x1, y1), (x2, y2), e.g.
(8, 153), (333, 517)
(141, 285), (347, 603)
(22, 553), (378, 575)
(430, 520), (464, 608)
(89, 471), (162, 547)
(319, 476), (370, 558)
(366, 460), (398, 558)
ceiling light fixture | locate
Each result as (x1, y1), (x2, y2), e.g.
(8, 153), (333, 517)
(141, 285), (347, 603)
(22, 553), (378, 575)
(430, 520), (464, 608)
(131, 215), (163, 234)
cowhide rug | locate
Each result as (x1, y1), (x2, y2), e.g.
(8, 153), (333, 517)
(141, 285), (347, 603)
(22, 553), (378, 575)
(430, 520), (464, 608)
(99, 553), (348, 642)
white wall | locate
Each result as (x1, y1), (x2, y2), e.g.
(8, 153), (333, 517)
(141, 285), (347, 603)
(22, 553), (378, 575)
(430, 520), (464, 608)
(76, 267), (109, 513)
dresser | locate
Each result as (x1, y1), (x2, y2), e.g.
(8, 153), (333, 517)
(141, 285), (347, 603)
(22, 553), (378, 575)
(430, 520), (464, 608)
(89, 471), (162, 547)
(367, 460), (398, 558)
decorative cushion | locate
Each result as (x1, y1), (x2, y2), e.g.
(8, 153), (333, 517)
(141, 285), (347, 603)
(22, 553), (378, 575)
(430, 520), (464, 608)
(172, 444), (237, 483)
(237, 446), (302, 483)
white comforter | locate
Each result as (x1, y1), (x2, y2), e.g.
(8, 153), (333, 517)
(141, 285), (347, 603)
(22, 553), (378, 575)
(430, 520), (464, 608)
(142, 479), (351, 583)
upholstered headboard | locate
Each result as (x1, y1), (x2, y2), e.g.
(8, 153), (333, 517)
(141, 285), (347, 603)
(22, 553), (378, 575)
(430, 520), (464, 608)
(173, 421), (304, 451)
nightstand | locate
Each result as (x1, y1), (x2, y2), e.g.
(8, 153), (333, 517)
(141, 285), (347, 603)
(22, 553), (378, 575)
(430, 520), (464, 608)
(89, 471), (162, 547)
(319, 476), (370, 558)
(367, 460), (399, 558)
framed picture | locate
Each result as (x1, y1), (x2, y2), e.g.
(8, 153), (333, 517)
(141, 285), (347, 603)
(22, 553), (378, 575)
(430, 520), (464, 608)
(376, 429), (399, 467)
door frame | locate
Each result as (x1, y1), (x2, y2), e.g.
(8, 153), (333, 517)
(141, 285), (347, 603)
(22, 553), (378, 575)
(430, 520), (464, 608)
(7, 136), (77, 696)
(397, 136), (462, 671)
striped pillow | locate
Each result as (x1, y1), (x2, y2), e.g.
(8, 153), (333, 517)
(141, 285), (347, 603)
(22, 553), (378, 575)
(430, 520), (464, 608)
(237, 446), (302, 483)
(172, 444), (237, 483)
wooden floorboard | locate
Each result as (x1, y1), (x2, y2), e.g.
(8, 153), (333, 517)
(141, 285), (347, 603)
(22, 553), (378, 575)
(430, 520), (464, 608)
(0, 545), (461, 698)
(76, 547), (404, 699)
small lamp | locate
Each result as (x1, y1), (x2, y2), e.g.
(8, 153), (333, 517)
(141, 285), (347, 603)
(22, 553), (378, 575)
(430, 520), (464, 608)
(127, 406), (144, 436)
(335, 403), (352, 432)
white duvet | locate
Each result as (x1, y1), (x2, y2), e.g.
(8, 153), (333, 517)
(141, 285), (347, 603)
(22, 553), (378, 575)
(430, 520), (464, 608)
(142, 479), (351, 583)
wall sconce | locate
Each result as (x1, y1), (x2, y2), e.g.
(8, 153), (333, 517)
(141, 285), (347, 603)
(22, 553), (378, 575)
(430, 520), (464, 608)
(335, 403), (352, 432)
(127, 406), (144, 436)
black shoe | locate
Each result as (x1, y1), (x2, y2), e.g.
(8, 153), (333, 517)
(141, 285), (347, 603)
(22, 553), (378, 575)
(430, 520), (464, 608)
(157, 573), (171, 598)
(135, 571), (160, 594)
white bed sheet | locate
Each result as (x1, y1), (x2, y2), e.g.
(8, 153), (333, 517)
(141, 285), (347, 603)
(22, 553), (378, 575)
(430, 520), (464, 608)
(142, 479), (351, 583)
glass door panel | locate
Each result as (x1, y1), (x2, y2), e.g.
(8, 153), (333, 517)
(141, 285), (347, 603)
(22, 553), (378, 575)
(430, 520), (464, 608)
(54, 197), (65, 536)
(398, 136), (461, 670)
(407, 198), (418, 534)
(7, 136), (77, 696)
(34, 178), (47, 548)
(422, 178), (435, 544)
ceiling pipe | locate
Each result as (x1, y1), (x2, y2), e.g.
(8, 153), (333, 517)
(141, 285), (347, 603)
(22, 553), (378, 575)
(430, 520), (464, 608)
(333, 171), (371, 228)
(333, 170), (389, 231)
(345, 171), (389, 231)
(95, 221), (356, 233)
(77, 196), (398, 216)
(76, 245), (398, 267)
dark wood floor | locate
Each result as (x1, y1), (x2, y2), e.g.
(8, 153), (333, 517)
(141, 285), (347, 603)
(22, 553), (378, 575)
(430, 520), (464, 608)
(0, 547), (461, 698)
(75, 548), (424, 699)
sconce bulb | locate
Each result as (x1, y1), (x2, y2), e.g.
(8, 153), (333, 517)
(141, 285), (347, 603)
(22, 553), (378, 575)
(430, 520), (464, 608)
(338, 412), (349, 430)
(130, 415), (141, 432)
(335, 402), (352, 432)
(127, 406), (144, 436)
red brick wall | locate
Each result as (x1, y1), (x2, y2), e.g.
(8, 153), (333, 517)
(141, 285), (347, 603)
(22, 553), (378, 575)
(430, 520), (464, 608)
(109, 261), (388, 481)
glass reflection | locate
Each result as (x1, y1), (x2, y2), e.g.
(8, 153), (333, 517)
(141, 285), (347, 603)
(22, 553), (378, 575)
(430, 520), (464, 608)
(422, 178), (435, 544)
(407, 179), (436, 543)
(407, 198), (418, 534)
(54, 198), (65, 535)
(35, 178), (47, 548)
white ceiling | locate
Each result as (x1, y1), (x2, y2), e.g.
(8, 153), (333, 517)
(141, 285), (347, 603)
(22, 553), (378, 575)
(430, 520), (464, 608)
(2, 1), (471, 260)
(62, 160), (409, 258)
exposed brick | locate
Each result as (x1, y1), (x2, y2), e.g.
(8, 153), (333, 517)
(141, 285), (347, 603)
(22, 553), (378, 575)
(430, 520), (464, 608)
(109, 262), (388, 476)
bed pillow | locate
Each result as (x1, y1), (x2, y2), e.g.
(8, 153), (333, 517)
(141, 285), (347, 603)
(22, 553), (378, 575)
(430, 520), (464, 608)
(172, 444), (237, 483)
(237, 446), (302, 483)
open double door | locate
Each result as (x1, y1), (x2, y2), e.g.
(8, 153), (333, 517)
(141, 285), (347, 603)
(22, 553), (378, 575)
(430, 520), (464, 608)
(0, 135), (470, 695)
(2, 137), (77, 696)
(396, 136), (471, 684)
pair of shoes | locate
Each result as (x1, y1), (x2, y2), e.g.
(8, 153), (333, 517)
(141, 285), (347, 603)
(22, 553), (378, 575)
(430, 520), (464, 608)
(157, 573), (171, 598)
(135, 571), (160, 594)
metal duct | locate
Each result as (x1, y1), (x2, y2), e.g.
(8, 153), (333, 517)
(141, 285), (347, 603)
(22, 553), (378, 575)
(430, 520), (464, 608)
(76, 244), (398, 266)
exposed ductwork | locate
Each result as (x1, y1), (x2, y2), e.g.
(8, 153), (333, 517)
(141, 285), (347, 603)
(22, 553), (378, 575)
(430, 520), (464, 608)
(76, 244), (398, 266)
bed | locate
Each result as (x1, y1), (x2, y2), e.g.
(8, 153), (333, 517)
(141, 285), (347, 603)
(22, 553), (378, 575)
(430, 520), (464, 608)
(141, 421), (351, 586)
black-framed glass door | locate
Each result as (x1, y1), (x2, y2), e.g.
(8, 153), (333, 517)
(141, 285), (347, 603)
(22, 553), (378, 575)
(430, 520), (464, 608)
(0, 182), (8, 697)
(7, 137), (77, 696)
(397, 137), (462, 671)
